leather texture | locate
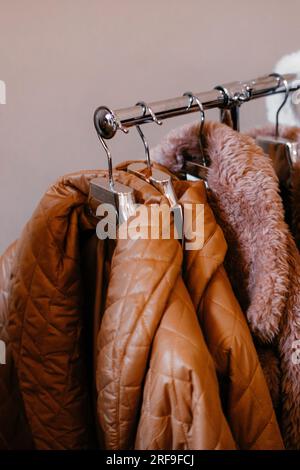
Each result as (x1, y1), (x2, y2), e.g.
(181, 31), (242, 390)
(135, 180), (283, 450)
(0, 166), (283, 450)
(180, 182), (283, 449)
(7, 171), (102, 449)
(95, 170), (236, 450)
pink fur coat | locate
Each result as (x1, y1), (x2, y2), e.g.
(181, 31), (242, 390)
(151, 120), (300, 449)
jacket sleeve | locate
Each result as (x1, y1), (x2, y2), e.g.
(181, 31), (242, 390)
(200, 266), (284, 450)
(135, 276), (236, 450)
(0, 241), (34, 449)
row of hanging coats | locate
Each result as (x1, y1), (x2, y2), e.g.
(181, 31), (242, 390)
(1, 73), (300, 450)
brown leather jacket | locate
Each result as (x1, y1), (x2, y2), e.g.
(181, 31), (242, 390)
(135, 180), (283, 450)
(96, 177), (236, 450)
(0, 169), (283, 450)
(0, 170), (233, 449)
(182, 181), (282, 449)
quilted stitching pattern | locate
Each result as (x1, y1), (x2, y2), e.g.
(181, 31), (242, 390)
(181, 181), (284, 449)
(7, 171), (101, 450)
(5, 169), (183, 450)
(97, 177), (236, 450)
(135, 276), (236, 450)
(97, 235), (184, 449)
(1, 167), (283, 450)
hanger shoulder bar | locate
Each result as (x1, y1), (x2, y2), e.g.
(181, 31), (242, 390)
(95, 73), (300, 139)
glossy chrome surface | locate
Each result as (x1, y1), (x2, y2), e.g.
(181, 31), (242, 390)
(127, 162), (183, 241)
(94, 73), (300, 139)
(89, 177), (136, 224)
(256, 73), (299, 187)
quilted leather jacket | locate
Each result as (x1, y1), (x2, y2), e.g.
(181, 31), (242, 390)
(134, 180), (283, 450)
(181, 181), (282, 449)
(0, 168), (283, 450)
(96, 177), (236, 450)
(0, 170), (232, 449)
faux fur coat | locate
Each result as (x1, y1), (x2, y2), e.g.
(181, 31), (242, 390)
(150, 120), (300, 450)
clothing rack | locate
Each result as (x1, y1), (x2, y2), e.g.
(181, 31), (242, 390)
(94, 73), (300, 138)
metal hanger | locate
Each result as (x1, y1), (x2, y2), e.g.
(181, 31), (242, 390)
(89, 107), (136, 225)
(214, 82), (250, 131)
(127, 101), (183, 241)
(127, 102), (179, 210)
(256, 73), (299, 187)
(180, 92), (209, 183)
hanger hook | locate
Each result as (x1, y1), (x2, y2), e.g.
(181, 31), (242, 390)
(183, 92), (206, 165)
(94, 108), (129, 189)
(269, 73), (290, 138)
(96, 133), (114, 189)
(115, 116), (129, 134)
(135, 101), (162, 170)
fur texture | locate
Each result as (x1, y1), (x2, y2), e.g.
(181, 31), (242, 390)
(151, 120), (300, 449)
(291, 161), (300, 250)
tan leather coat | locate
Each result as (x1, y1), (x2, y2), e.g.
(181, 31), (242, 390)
(0, 170), (233, 449)
(134, 180), (283, 450)
(182, 181), (282, 449)
(96, 177), (236, 450)
(0, 168), (283, 450)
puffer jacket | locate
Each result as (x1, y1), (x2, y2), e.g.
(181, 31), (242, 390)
(134, 179), (283, 450)
(6, 170), (103, 449)
(0, 169), (235, 450)
(151, 120), (300, 449)
(181, 180), (283, 449)
(96, 172), (236, 450)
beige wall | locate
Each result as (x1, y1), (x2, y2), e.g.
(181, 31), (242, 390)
(0, 0), (299, 253)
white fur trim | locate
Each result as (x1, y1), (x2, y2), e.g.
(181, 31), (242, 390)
(266, 50), (300, 127)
